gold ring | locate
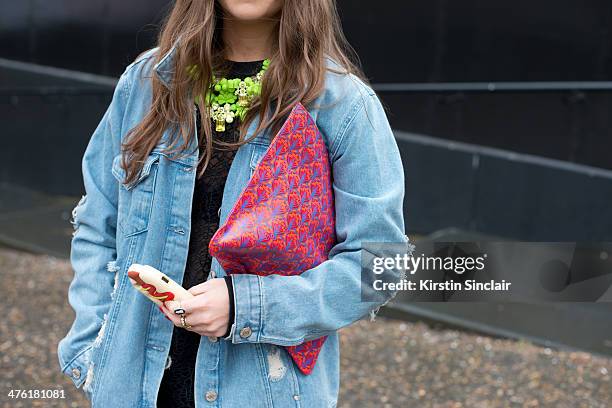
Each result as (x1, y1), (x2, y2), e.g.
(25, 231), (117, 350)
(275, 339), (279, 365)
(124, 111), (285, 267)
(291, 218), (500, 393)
(180, 314), (192, 329)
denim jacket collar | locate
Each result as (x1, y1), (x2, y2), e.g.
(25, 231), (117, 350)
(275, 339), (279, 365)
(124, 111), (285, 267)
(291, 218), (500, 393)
(152, 42), (349, 149)
(152, 40), (179, 89)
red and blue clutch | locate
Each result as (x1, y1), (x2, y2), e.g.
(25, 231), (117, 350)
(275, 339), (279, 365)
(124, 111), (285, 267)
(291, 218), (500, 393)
(208, 102), (336, 375)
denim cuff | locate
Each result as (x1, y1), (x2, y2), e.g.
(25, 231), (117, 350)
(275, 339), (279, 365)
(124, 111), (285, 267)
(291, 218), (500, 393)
(228, 274), (263, 344)
(59, 344), (93, 389)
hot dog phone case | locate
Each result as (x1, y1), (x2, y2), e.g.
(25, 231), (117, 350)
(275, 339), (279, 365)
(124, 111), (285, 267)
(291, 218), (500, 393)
(127, 263), (194, 307)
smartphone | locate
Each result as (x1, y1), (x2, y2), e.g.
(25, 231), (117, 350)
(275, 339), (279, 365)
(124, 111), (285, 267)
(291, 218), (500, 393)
(127, 263), (194, 307)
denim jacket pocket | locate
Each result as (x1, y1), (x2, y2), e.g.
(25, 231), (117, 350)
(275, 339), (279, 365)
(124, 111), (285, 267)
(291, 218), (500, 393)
(249, 141), (271, 177)
(111, 153), (160, 237)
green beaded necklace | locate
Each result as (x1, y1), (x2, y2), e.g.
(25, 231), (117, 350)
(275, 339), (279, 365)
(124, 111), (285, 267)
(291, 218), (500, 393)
(188, 59), (271, 132)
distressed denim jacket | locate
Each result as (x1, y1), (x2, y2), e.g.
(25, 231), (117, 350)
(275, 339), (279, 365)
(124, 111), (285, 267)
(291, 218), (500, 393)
(57, 43), (409, 408)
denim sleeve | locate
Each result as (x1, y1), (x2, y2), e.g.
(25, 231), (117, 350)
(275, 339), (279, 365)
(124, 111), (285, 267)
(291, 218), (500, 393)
(230, 90), (409, 346)
(56, 73), (128, 388)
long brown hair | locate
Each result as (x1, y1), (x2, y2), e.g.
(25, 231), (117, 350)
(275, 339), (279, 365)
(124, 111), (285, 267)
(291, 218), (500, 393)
(120, 0), (370, 185)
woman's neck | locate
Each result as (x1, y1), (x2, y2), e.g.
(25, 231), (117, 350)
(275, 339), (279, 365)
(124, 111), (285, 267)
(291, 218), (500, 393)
(222, 18), (276, 62)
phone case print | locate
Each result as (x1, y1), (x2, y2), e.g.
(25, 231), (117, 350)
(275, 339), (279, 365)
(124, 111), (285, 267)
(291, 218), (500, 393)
(128, 270), (176, 306)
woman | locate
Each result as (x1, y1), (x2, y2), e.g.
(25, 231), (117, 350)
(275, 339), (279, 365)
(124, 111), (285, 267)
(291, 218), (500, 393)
(57, 0), (409, 407)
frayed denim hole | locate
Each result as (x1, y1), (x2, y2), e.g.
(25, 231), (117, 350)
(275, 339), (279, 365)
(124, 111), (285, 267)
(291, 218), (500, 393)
(369, 235), (415, 322)
(110, 272), (120, 301)
(267, 345), (287, 382)
(82, 360), (95, 394)
(92, 314), (108, 349)
(70, 195), (87, 237)
(106, 260), (120, 273)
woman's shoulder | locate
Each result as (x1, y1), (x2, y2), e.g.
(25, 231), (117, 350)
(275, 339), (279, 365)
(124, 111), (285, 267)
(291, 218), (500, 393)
(322, 55), (376, 101)
(121, 47), (161, 78)
(109, 47), (162, 103)
(309, 56), (385, 159)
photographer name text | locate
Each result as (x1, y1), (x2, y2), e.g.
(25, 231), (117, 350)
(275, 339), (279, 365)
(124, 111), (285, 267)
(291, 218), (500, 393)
(374, 279), (511, 291)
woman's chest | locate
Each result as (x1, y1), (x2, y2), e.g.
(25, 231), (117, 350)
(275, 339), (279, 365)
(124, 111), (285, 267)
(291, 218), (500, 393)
(110, 125), (272, 278)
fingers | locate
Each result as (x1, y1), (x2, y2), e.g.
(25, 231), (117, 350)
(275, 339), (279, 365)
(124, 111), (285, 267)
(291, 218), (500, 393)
(188, 281), (211, 296)
(156, 305), (224, 336)
(160, 305), (194, 330)
(165, 293), (206, 315)
(164, 299), (187, 315)
(162, 280), (211, 313)
(158, 305), (181, 326)
(156, 280), (228, 337)
(158, 305), (172, 321)
(161, 295), (207, 330)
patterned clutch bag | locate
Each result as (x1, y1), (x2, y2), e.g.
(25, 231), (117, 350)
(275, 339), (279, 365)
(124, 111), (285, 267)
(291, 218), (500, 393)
(208, 101), (336, 375)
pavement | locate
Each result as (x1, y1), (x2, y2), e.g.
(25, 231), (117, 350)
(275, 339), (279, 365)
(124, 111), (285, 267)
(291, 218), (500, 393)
(0, 247), (610, 407)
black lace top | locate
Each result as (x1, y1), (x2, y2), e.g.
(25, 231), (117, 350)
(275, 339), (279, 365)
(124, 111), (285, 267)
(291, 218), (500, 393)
(156, 59), (265, 408)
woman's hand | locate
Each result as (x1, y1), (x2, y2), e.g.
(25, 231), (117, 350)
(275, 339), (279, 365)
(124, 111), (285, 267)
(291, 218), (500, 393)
(160, 278), (230, 337)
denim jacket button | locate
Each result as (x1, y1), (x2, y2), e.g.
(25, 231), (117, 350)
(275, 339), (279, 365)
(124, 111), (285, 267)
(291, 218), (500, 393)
(205, 390), (217, 402)
(239, 326), (252, 339)
(71, 367), (81, 379)
(208, 336), (218, 343)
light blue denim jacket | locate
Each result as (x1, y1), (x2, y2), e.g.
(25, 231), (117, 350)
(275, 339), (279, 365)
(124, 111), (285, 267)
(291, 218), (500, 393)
(57, 43), (409, 408)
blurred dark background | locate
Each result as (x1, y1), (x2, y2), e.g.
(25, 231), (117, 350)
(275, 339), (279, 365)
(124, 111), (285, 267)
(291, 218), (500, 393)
(3, 0), (612, 170)
(2, 0), (612, 251)
(5, 1), (612, 82)
(4, 0), (612, 243)
(0, 0), (167, 75)
(1, 0), (612, 357)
